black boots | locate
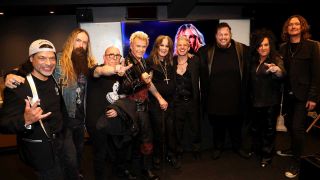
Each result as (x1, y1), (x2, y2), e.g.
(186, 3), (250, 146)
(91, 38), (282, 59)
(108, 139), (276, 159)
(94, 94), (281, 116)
(142, 169), (160, 180)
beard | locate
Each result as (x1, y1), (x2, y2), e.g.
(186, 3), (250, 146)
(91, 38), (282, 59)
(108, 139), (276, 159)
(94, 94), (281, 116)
(71, 48), (89, 77)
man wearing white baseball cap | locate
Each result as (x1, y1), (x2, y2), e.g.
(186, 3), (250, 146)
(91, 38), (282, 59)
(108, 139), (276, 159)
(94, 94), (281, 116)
(0, 39), (67, 180)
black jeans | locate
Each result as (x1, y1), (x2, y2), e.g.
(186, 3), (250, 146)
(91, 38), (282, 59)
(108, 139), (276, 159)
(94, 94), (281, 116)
(208, 114), (242, 151)
(35, 135), (64, 180)
(131, 108), (154, 175)
(36, 161), (64, 180)
(284, 95), (308, 160)
(90, 129), (131, 180)
(174, 99), (200, 153)
(63, 124), (85, 179)
(149, 100), (177, 160)
(251, 105), (278, 160)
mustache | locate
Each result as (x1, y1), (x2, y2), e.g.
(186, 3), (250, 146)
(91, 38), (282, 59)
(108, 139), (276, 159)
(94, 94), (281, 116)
(71, 48), (89, 76)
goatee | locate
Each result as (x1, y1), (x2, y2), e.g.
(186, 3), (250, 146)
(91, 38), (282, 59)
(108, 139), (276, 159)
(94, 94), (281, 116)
(71, 48), (89, 77)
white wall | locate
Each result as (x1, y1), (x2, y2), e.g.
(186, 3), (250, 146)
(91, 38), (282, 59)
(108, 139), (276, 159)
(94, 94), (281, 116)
(220, 19), (250, 46)
(80, 22), (123, 64)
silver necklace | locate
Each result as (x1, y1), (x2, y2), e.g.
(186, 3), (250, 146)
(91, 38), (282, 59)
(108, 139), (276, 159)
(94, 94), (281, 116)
(289, 43), (300, 58)
(159, 60), (170, 84)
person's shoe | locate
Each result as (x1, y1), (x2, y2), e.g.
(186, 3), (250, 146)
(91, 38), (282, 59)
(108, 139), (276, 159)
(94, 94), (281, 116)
(166, 156), (181, 169)
(211, 150), (222, 160)
(260, 158), (271, 168)
(153, 158), (161, 170)
(78, 173), (84, 180)
(284, 165), (299, 178)
(192, 151), (201, 160)
(276, 149), (293, 157)
(235, 149), (252, 159)
(124, 169), (137, 180)
(142, 169), (160, 180)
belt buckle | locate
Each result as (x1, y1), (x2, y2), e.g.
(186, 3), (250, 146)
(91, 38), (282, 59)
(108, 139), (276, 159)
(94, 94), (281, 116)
(52, 133), (56, 139)
(136, 104), (145, 112)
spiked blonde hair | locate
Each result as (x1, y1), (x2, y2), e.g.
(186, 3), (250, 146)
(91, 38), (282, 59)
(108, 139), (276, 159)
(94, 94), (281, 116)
(129, 31), (149, 46)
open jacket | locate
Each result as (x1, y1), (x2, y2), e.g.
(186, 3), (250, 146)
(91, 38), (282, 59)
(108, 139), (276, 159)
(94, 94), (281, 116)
(198, 40), (250, 118)
(279, 39), (320, 103)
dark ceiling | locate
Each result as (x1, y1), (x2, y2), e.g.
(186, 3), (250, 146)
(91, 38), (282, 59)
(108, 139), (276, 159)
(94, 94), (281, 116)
(0, 0), (311, 18)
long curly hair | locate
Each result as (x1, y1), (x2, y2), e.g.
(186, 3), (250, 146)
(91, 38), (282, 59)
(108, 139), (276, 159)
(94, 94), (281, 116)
(149, 35), (173, 66)
(281, 15), (311, 42)
(60, 28), (96, 83)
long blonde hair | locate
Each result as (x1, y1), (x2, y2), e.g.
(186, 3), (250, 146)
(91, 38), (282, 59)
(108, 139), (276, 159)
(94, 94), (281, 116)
(60, 28), (96, 83)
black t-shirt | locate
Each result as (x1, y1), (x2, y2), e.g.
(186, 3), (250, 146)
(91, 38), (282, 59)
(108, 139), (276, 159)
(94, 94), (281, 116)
(86, 67), (123, 131)
(33, 75), (63, 133)
(74, 74), (86, 124)
(209, 43), (241, 115)
(146, 58), (176, 100)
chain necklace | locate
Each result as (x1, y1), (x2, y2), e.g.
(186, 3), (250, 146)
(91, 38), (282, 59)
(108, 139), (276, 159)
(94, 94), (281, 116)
(289, 42), (300, 58)
(159, 60), (170, 84)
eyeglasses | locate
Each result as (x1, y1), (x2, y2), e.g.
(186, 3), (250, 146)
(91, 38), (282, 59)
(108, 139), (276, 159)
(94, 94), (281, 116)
(105, 53), (122, 60)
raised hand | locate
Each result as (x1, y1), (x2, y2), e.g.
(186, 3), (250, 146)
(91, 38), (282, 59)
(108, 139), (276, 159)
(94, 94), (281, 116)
(264, 63), (282, 77)
(24, 99), (51, 126)
(116, 62), (133, 76)
(141, 72), (151, 84)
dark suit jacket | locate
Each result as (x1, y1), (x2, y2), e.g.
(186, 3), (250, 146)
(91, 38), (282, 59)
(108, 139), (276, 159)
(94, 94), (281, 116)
(0, 76), (67, 171)
(279, 39), (320, 102)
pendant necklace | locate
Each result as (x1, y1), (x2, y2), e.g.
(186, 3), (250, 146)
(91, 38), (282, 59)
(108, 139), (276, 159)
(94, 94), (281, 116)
(289, 43), (300, 58)
(159, 60), (170, 84)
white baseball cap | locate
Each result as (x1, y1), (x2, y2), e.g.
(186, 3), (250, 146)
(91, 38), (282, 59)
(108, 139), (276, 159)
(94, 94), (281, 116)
(29, 39), (56, 56)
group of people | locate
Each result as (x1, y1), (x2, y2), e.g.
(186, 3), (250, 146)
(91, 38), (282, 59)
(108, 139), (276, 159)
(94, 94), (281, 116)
(0, 14), (319, 180)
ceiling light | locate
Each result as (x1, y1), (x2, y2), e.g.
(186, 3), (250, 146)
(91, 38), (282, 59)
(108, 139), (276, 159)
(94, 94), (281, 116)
(49, 11), (55, 14)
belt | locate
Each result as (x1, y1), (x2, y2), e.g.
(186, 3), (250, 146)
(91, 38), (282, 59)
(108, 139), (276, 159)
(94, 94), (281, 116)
(135, 100), (148, 112)
(177, 95), (192, 101)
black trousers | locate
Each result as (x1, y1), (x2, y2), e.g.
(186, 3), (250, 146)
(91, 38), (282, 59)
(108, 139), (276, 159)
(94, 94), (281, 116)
(251, 105), (278, 160)
(63, 124), (85, 180)
(35, 134), (64, 180)
(149, 100), (177, 159)
(284, 95), (308, 160)
(174, 99), (200, 152)
(131, 107), (154, 175)
(88, 128), (131, 180)
(208, 114), (242, 151)
(35, 160), (64, 180)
